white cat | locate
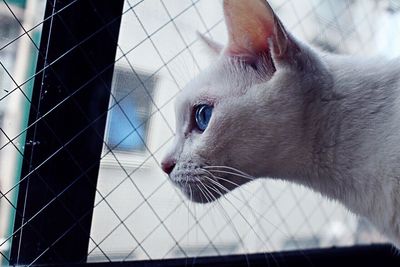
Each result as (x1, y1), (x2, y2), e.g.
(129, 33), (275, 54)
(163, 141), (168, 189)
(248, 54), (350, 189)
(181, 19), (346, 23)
(161, 0), (400, 247)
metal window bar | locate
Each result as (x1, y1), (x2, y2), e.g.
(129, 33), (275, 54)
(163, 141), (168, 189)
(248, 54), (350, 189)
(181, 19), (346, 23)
(7, 0), (125, 265)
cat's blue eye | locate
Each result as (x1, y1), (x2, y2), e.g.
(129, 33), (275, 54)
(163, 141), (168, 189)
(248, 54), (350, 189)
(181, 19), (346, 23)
(195, 104), (213, 132)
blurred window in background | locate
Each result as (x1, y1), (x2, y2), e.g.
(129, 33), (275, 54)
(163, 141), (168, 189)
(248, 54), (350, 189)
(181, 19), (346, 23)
(106, 67), (156, 152)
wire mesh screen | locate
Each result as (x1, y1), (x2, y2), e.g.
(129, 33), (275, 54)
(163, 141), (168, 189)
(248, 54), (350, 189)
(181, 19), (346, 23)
(89, 0), (399, 263)
(0, 0), (399, 265)
(0, 0), (46, 264)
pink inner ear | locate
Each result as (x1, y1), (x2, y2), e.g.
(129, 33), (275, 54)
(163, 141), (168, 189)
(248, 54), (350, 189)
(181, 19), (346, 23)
(223, 0), (277, 58)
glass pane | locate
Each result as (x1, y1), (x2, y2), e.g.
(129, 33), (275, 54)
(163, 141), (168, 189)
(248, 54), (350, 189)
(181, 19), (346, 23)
(0, 0), (46, 265)
(90, 0), (397, 262)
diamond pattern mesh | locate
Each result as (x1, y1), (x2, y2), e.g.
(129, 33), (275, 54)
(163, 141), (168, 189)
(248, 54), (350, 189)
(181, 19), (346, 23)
(1, 0), (399, 265)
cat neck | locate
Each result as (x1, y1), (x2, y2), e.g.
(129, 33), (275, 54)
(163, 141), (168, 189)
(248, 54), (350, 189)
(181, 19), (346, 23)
(273, 54), (400, 244)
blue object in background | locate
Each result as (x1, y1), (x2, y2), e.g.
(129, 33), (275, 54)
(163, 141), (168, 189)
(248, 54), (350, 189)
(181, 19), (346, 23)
(107, 68), (155, 152)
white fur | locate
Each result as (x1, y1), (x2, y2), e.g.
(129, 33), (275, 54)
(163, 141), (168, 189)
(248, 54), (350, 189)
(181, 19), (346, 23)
(161, 0), (400, 247)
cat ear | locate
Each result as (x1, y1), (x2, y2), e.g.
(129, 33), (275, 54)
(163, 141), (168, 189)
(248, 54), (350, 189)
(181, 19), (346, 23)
(197, 31), (223, 56)
(223, 0), (301, 66)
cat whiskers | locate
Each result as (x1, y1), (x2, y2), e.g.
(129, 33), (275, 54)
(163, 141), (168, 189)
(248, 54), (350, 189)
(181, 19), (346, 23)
(200, 170), (289, 238)
(201, 174), (288, 267)
(181, 169), (293, 266)
(200, 176), (275, 267)
(203, 165), (255, 181)
(200, 168), (276, 213)
(193, 177), (250, 267)
(192, 177), (229, 258)
(200, 171), (315, 267)
(194, 178), (215, 203)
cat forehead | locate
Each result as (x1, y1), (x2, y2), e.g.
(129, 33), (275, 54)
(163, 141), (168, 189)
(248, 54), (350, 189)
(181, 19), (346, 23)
(175, 77), (217, 113)
(176, 57), (258, 107)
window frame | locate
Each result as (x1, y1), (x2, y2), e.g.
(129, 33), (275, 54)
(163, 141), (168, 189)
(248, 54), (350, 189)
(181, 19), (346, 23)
(9, 0), (125, 264)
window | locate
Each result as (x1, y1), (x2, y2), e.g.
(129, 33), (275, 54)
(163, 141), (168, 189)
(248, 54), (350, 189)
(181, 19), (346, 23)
(106, 67), (156, 152)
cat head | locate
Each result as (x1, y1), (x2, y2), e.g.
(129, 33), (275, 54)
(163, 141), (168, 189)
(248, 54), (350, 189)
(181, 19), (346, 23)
(161, 0), (330, 203)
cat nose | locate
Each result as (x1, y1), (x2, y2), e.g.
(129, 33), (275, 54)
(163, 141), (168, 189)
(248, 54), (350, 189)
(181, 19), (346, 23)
(161, 159), (176, 175)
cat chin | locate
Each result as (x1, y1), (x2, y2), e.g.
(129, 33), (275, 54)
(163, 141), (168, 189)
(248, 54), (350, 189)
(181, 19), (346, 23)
(171, 179), (227, 204)
(183, 188), (225, 204)
(169, 171), (249, 204)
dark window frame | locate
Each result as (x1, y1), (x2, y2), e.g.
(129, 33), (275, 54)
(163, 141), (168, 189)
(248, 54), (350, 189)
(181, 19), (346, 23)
(10, 0), (125, 265)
